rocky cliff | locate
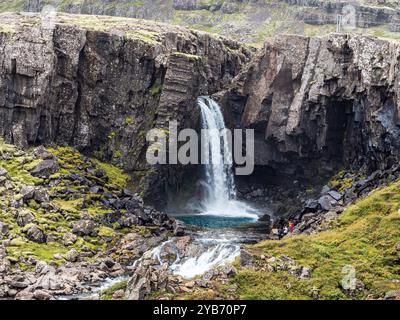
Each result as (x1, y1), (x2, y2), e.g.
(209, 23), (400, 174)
(221, 34), (400, 185)
(0, 12), (252, 207)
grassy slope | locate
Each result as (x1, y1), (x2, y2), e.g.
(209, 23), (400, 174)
(229, 181), (400, 300)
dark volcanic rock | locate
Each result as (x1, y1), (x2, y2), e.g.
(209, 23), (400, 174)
(222, 34), (400, 184)
(26, 225), (46, 244)
(30, 160), (60, 178)
(72, 220), (97, 237)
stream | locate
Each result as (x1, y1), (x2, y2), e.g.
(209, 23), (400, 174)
(67, 96), (268, 299)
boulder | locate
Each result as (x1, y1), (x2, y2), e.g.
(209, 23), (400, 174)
(33, 290), (53, 300)
(26, 225), (46, 244)
(328, 190), (342, 201)
(0, 221), (9, 237)
(0, 167), (8, 176)
(20, 185), (35, 201)
(72, 220), (97, 237)
(112, 290), (125, 299)
(30, 159), (59, 177)
(318, 195), (333, 211)
(240, 249), (253, 267)
(173, 220), (185, 236)
(64, 249), (79, 262)
(16, 209), (36, 227)
(33, 188), (50, 203)
(32, 146), (54, 160)
(62, 232), (77, 246)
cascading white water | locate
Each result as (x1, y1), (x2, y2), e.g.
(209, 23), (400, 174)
(148, 97), (260, 280)
(196, 96), (257, 219)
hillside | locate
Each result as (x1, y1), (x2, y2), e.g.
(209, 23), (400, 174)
(1, 0), (400, 45)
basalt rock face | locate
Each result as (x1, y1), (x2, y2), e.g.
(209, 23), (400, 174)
(0, 13), (252, 208)
(221, 34), (400, 183)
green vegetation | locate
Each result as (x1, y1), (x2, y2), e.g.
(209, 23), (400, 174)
(328, 170), (355, 193)
(229, 180), (400, 300)
(0, 141), (143, 268)
(0, 0), (25, 12)
(101, 279), (128, 300)
(149, 80), (163, 96)
(173, 51), (202, 62)
(94, 159), (130, 189)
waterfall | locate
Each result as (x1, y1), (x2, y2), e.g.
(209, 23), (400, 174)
(196, 96), (258, 219)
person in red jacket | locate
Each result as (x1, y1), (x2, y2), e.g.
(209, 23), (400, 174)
(289, 221), (295, 233)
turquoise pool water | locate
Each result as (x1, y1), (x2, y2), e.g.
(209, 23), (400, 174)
(175, 214), (257, 229)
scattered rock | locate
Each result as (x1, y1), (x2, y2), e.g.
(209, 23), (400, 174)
(72, 220), (97, 237)
(30, 159), (59, 177)
(26, 225), (46, 244)
(240, 249), (253, 267)
(33, 290), (53, 300)
(16, 209), (36, 227)
(64, 249), (79, 262)
(0, 167), (8, 176)
(62, 232), (77, 246)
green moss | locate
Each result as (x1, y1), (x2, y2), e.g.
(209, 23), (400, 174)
(0, 0), (25, 13)
(0, 142), (44, 185)
(125, 116), (135, 126)
(94, 160), (130, 189)
(98, 226), (116, 238)
(53, 199), (83, 217)
(149, 81), (163, 96)
(6, 240), (69, 264)
(328, 171), (354, 193)
(173, 52), (202, 61)
(101, 279), (128, 300)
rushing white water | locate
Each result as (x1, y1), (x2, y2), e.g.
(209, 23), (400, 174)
(150, 235), (240, 279)
(147, 97), (260, 280)
(196, 96), (258, 219)
(170, 242), (239, 279)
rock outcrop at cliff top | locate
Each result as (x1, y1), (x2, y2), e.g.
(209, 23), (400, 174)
(0, 12), (252, 208)
(222, 34), (400, 180)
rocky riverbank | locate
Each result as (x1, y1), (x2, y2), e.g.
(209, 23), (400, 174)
(0, 139), (180, 299)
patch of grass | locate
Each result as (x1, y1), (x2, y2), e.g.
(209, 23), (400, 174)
(101, 279), (128, 300)
(232, 180), (400, 300)
(6, 240), (69, 264)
